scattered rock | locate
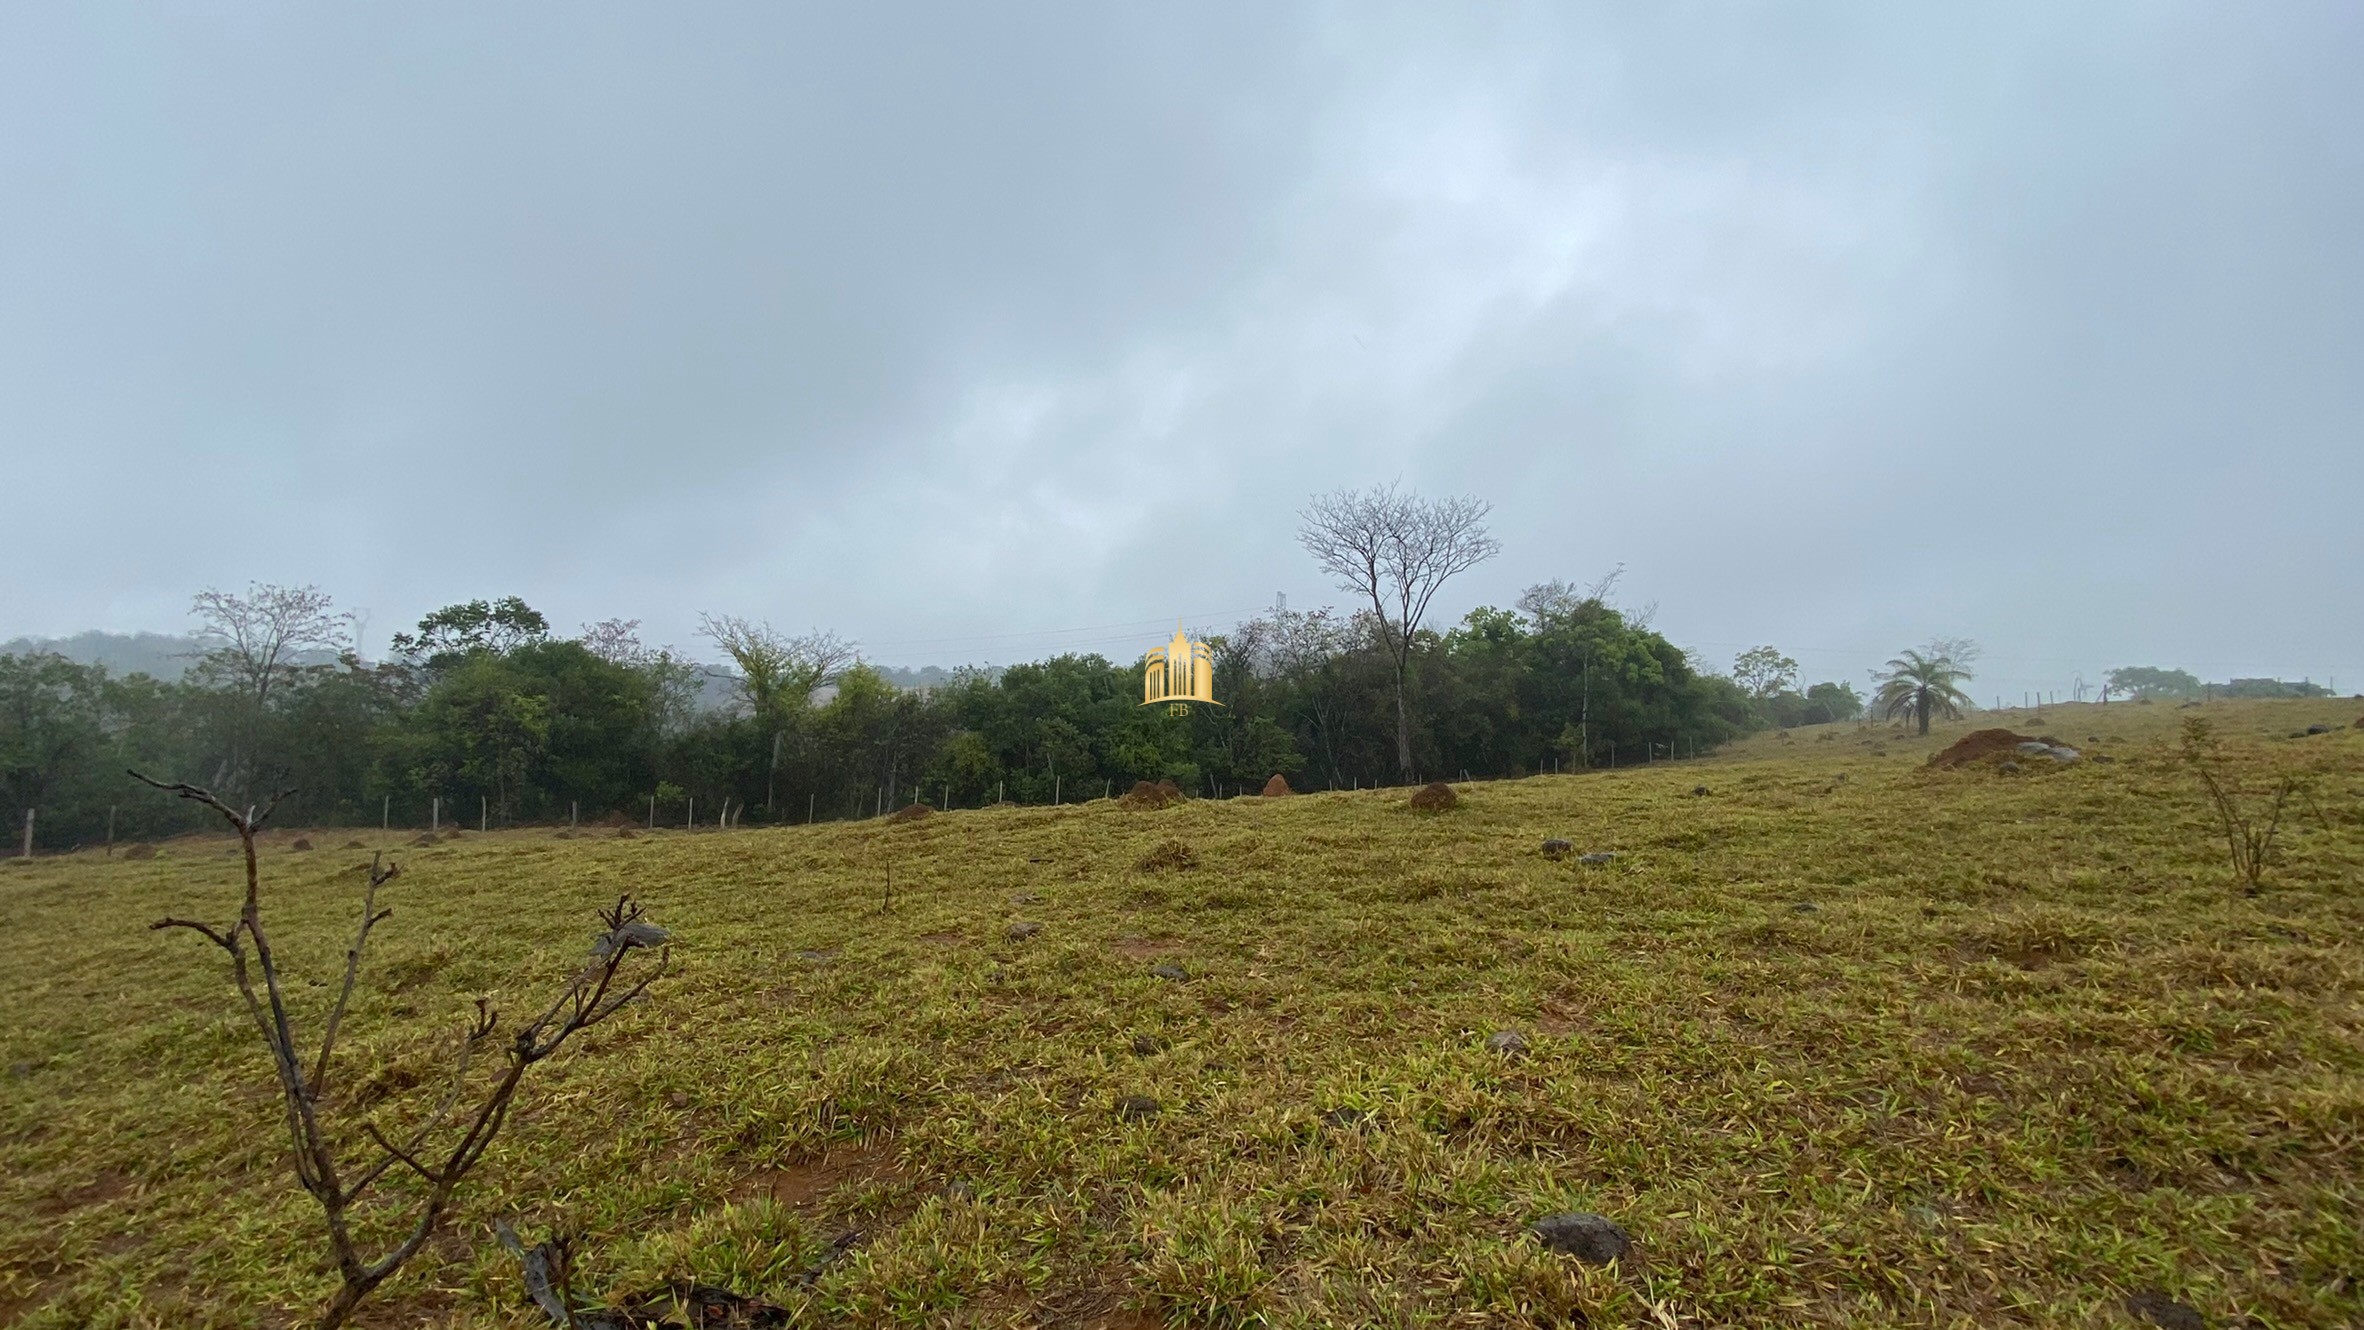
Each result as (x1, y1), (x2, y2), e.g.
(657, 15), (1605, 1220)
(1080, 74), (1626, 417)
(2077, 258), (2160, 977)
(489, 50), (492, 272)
(1261, 774), (1293, 797)
(1010, 891), (1042, 905)
(1541, 838), (1573, 859)
(1407, 781), (1458, 812)
(1790, 902), (1820, 914)
(1115, 1095), (1160, 1121)
(2015, 740), (2052, 755)
(1997, 761), (2022, 774)
(2305, 723), (2331, 735)
(1136, 838), (1197, 873)
(289, 838), (313, 852)
(1130, 1034), (1167, 1056)
(886, 803), (933, 823)
(1006, 921), (1044, 941)
(2123, 1290), (2204, 1330)
(119, 843), (156, 860)
(942, 1179), (977, 1203)
(1320, 1106), (1369, 1129)
(666, 1091), (691, 1110)
(1149, 961), (1189, 982)
(1529, 1211), (1630, 1264)
(1576, 851), (1615, 866)
(1485, 1030), (1529, 1055)
(1690, 784), (1711, 797)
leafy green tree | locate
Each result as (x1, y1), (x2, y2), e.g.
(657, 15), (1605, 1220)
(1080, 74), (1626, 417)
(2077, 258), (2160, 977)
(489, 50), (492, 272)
(390, 597), (549, 671)
(1874, 643), (1977, 736)
(2104, 666), (2202, 700)
(1732, 646), (1799, 699)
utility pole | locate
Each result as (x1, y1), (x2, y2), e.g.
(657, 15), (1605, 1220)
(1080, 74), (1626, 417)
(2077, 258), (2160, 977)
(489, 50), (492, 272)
(432, 797), (440, 833)
(21, 808), (34, 858)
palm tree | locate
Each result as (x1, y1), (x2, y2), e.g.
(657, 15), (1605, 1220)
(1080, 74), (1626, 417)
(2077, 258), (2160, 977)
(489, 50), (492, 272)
(1875, 646), (1976, 735)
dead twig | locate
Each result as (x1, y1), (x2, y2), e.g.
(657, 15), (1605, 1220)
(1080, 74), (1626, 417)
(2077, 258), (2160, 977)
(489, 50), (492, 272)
(130, 769), (669, 1330)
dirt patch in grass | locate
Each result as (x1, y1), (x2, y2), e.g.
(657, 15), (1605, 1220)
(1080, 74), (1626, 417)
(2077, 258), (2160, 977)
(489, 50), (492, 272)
(35, 1169), (132, 1218)
(734, 1139), (906, 1210)
(1110, 936), (1181, 960)
(1407, 781), (1458, 811)
(887, 803), (934, 824)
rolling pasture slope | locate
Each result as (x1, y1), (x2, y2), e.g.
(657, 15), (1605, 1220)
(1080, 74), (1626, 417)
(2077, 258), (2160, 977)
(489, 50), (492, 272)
(3, 699), (2359, 1328)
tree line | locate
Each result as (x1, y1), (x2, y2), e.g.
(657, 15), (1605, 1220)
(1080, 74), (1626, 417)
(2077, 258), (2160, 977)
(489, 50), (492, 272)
(2, 487), (1894, 851)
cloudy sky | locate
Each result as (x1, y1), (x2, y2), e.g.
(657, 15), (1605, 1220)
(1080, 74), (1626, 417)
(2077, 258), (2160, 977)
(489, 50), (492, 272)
(3, 3), (2358, 700)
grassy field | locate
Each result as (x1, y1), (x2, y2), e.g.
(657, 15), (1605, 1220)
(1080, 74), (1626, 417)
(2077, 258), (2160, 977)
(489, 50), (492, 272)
(3, 698), (2359, 1329)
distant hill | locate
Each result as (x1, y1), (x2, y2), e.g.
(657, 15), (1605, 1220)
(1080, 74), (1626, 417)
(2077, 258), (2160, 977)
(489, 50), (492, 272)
(0, 631), (219, 679)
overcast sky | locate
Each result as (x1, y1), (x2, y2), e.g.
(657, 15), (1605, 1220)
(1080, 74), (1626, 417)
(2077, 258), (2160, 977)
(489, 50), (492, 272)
(3, 3), (2358, 700)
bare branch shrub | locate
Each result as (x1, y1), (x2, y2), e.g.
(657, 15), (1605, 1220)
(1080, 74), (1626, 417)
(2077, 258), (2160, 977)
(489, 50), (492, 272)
(2177, 718), (2297, 894)
(130, 770), (669, 1329)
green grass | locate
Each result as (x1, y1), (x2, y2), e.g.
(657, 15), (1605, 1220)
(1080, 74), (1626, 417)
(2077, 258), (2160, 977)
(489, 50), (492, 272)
(4, 699), (2360, 1328)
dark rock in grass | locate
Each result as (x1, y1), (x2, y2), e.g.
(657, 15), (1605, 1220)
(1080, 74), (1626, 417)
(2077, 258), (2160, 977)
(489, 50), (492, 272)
(1541, 838), (1572, 859)
(2123, 1290), (2204, 1330)
(1485, 1030), (1529, 1055)
(1997, 761), (2022, 774)
(1011, 891), (1042, 905)
(1529, 1211), (1630, 1264)
(1690, 785), (1711, 797)
(1320, 1106), (1370, 1129)
(1006, 921), (1044, 941)
(289, 838), (313, 851)
(1790, 901), (1820, 914)
(1130, 1034), (1167, 1056)
(942, 1179), (977, 1203)
(794, 949), (837, 964)
(1116, 1095), (1160, 1121)
(1576, 851), (1615, 866)
(2305, 723), (2330, 735)
(1150, 961), (1189, 982)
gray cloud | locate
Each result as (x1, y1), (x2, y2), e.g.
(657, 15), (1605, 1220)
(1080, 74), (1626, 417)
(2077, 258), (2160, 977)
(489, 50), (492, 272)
(3, 3), (2358, 697)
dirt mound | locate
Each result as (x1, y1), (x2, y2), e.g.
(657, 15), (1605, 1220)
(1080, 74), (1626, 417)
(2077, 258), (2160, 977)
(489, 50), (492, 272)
(1927, 729), (2056, 769)
(1261, 774), (1292, 797)
(1136, 838), (1198, 873)
(613, 827), (637, 840)
(1408, 781), (1458, 812)
(2355, 715), (2364, 729)
(289, 838), (314, 852)
(1119, 780), (1184, 810)
(342, 840), (365, 849)
(119, 842), (156, 860)
(886, 803), (934, 823)
(409, 833), (438, 847)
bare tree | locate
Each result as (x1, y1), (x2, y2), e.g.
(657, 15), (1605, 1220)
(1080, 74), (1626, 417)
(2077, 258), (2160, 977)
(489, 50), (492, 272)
(1297, 483), (1499, 780)
(698, 615), (856, 813)
(188, 584), (352, 792)
(189, 583), (353, 714)
(132, 771), (668, 1329)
